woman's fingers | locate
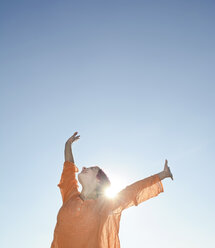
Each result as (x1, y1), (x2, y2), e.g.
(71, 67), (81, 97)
(72, 132), (80, 142)
(72, 131), (78, 138)
(74, 135), (80, 141)
(66, 132), (80, 143)
(164, 159), (168, 170)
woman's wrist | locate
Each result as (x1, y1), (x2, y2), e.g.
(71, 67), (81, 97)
(158, 170), (168, 180)
(65, 140), (72, 146)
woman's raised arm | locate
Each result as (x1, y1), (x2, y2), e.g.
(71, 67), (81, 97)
(64, 132), (80, 162)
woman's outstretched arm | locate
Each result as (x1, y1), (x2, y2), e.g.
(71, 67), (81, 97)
(108, 159), (173, 213)
(64, 132), (80, 162)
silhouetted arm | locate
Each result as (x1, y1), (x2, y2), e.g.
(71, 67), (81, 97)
(64, 132), (80, 162)
(58, 132), (80, 203)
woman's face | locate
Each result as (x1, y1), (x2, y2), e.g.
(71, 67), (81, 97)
(78, 166), (100, 188)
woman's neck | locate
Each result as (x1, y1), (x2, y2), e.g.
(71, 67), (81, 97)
(80, 188), (98, 200)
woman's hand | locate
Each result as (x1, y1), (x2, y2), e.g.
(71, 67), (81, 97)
(66, 132), (80, 145)
(164, 159), (173, 180)
(158, 160), (173, 181)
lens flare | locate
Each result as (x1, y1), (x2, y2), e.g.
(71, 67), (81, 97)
(105, 186), (118, 198)
(105, 181), (125, 198)
(103, 171), (127, 198)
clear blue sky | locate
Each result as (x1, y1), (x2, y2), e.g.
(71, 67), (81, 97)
(1, 0), (215, 247)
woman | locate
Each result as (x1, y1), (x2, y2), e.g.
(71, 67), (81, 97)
(51, 132), (173, 248)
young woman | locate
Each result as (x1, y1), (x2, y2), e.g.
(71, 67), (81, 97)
(51, 132), (173, 248)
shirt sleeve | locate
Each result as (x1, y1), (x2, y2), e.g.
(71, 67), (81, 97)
(57, 161), (79, 203)
(109, 174), (164, 213)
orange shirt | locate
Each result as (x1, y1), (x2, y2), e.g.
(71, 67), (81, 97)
(51, 161), (164, 248)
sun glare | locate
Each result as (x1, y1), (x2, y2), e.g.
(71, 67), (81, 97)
(105, 186), (118, 198)
(102, 170), (127, 198)
(105, 177), (126, 198)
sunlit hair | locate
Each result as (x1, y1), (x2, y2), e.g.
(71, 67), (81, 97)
(96, 168), (111, 196)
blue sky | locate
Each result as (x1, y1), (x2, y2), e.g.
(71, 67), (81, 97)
(1, 0), (215, 247)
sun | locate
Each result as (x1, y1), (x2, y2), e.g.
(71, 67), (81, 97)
(104, 177), (126, 198)
(105, 186), (119, 198)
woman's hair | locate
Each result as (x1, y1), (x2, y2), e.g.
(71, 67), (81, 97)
(96, 168), (111, 195)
